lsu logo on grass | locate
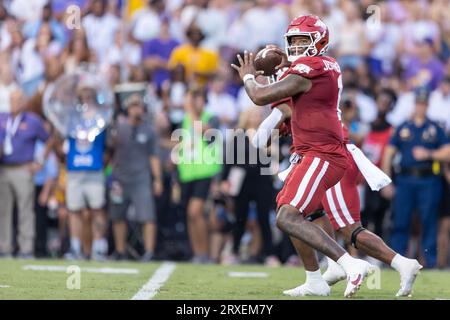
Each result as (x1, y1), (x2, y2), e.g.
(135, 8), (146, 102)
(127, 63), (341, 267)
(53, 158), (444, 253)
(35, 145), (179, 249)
(66, 265), (81, 290)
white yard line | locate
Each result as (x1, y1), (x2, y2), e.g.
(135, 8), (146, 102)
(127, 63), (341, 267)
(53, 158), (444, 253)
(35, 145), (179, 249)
(227, 271), (268, 278)
(131, 262), (176, 300)
(0, 285), (10, 288)
(23, 265), (139, 274)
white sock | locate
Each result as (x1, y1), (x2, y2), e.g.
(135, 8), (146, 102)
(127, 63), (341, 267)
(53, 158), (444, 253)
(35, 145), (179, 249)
(337, 253), (355, 271)
(305, 269), (323, 284)
(390, 254), (409, 272)
(92, 238), (108, 254)
(327, 256), (341, 270)
(70, 238), (81, 254)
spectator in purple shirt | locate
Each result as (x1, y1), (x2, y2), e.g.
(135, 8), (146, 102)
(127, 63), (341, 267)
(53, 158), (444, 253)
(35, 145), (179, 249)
(0, 89), (50, 259)
(403, 38), (445, 91)
(142, 17), (179, 90)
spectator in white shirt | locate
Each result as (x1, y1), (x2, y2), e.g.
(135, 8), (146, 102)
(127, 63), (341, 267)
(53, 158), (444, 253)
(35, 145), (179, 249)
(387, 91), (415, 127)
(400, 2), (441, 56)
(239, 0), (288, 51)
(19, 24), (62, 96)
(236, 86), (255, 113)
(365, 2), (402, 78)
(193, 0), (230, 52)
(0, 63), (19, 113)
(344, 84), (378, 125)
(226, 0), (254, 52)
(62, 29), (96, 74)
(2, 26), (23, 84)
(104, 27), (142, 81)
(0, 4), (14, 52)
(337, 1), (366, 70)
(428, 76), (450, 131)
(130, 0), (164, 43)
(82, 0), (120, 64)
(8, 0), (48, 23)
(206, 75), (239, 131)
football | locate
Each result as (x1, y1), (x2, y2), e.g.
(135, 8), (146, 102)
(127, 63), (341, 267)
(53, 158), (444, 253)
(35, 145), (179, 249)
(254, 48), (283, 77)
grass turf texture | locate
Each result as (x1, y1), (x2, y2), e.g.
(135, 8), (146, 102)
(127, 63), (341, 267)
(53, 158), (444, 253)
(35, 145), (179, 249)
(0, 259), (449, 300)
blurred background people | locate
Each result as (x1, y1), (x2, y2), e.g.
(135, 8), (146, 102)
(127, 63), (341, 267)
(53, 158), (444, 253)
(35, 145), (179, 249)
(82, 0), (120, 64)
(176, 87), (222, 263)
(221, 107), (279, 266)
(0, 89), (50, 258)
(382, 90), (450, 268)
(109, 94), (162, 261)
(168, 23), (218, 87)
(0, 63), (19, 113)
(0, 0), (447, 268)
(142, 17), (179, 90)
(62, 82), (109, 261)
(33, 120), (58, 258)
(362, 88), (396, 239)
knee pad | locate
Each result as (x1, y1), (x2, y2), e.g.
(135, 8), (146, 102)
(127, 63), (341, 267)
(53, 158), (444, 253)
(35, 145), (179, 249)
(351, 226), (365, 249)
(305, 210), (326, 222)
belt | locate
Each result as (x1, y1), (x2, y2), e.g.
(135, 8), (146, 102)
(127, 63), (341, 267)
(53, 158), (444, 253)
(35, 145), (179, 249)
(289, 153), (303, 164)
(399, 167), (436, 178)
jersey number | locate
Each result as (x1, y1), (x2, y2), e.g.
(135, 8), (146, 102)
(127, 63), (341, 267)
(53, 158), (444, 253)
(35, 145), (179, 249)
(336, 74), (343, 121)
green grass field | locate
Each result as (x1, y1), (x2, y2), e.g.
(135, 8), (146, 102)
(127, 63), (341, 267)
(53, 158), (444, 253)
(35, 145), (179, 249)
(0, 258), (449, 300)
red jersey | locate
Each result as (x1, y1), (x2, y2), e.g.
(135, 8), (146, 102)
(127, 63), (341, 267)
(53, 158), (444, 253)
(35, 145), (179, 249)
(342, 124), (351, 144)
(342, 124), (365, 184)
(362, 126), (393, 168)
(278, 56), (347, 169)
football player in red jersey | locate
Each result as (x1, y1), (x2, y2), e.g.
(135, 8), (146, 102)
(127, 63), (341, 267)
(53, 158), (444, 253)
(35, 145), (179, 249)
(254, 100), (422, 297)
(232, 14), (375, 297)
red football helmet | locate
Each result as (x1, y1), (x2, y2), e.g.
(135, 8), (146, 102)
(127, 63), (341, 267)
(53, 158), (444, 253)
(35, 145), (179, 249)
(284, 15), (330, 61)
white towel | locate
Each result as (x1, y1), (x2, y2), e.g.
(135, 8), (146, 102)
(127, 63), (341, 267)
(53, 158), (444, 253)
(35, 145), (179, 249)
(346, 144), (392, 191)
(277, 162), (294, 182)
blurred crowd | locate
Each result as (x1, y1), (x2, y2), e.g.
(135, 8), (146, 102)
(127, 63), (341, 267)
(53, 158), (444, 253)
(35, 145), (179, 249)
(0, 0), (449, 269)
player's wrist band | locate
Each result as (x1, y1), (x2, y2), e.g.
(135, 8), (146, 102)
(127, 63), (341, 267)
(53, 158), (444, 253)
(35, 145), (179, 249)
(243, 74), (255, 83)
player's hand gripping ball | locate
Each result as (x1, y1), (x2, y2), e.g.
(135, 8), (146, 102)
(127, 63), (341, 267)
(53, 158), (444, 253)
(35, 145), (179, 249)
(253, 47), (284, 77)
(231, 50), (264, 80)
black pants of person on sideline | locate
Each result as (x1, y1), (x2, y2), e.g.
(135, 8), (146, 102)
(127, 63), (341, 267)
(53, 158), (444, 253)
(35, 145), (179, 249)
(232, 177), (275, 259)
(34, 185), (48, 257)
(362, 185), (390, 238)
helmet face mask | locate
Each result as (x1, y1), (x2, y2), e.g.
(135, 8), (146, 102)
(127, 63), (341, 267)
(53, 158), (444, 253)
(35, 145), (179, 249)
(285, 33), (316, 61)
(284, 15), (330, 62)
